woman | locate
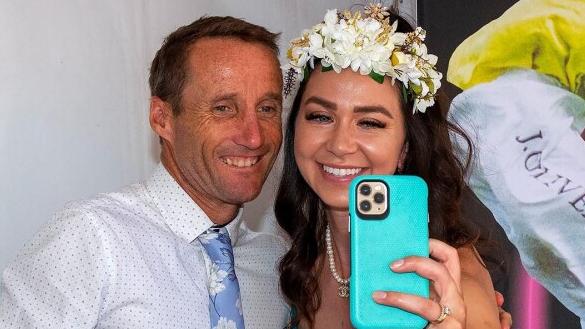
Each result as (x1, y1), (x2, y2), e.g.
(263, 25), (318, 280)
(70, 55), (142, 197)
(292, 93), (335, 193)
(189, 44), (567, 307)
(275, 4), (501, 329)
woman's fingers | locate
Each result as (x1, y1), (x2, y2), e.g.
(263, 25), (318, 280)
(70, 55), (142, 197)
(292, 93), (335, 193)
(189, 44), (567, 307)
(495, 291), (505, 307)
(373, 291), (465, 328)
(429, 239), (461, 291)
(499, 308), (513, 329)
(377, 239), (466, 327)
(495, 291), (512, 329)
(391, 255), (450, 283)
(390, 256), (458, 298)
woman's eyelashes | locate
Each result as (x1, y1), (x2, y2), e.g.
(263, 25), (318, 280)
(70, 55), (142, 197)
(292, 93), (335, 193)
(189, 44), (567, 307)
(358, 119), (386, 129)
(304, 111), (387, 129)
(305, 112), (332, 123)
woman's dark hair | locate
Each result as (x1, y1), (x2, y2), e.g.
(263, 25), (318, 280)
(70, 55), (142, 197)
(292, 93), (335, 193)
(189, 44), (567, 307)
(274, 11), (476, 327)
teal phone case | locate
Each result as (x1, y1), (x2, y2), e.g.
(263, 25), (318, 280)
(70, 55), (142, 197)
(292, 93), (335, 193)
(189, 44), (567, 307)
(349, 175), (429, 329)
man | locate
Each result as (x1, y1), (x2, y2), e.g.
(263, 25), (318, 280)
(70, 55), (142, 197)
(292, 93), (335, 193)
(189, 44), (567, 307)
(0, 16), (287, 328)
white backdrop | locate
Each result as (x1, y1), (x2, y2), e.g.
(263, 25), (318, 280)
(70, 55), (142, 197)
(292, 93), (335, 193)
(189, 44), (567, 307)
(0, 1), (416, 273)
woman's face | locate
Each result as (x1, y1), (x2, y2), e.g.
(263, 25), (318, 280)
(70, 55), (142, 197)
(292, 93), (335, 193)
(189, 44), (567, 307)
(294, 69), (407, 211)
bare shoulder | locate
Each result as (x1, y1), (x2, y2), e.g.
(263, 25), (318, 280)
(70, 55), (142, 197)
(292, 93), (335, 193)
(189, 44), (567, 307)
(457, 246), (490, 278)
(456, 246), (501, 329)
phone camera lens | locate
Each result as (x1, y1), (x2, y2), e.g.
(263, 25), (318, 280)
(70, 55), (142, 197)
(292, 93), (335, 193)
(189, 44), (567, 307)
(359, 184), (371, 196)
(359, 200), (371, 212)
(373, 192), (385, 204)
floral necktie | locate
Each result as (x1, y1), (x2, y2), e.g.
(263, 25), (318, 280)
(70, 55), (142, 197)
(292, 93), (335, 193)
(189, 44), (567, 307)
(199, 226), (245, 329)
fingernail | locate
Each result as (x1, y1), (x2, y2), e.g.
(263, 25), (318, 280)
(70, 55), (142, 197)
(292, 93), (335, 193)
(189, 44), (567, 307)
(372, 291), (387, 301)
(390, 259), (404, 270)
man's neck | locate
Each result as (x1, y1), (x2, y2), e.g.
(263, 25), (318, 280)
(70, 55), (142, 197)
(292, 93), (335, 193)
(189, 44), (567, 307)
(160, 153), (240, 226)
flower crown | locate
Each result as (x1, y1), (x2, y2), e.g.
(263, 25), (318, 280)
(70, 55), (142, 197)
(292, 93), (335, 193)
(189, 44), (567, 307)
(282, 4), (442, 114)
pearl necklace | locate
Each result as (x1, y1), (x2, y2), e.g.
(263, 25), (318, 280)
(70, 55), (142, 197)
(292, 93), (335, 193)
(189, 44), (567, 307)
(326, 224), (349, 298)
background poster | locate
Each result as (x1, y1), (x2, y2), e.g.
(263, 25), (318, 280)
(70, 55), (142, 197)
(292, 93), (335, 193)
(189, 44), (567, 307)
(420, 1), (583, 328)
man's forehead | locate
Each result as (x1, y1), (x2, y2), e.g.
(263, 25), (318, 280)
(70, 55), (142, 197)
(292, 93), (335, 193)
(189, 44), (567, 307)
(188, 37), (278, 64)
(185, 37), (281, 86)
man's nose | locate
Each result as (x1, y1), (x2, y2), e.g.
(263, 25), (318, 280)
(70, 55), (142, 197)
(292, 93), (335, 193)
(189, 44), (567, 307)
(234, 110), (264, 149)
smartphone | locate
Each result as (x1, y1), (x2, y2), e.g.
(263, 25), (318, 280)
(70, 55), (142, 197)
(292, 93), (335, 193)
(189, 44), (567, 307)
(349, 175), (430, 329)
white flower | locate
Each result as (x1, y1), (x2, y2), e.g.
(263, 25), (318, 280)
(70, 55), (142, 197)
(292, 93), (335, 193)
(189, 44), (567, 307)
(391, 32), (407, 46)
(356, 18), (381, 38)
(283, 6), (442, 113)
(426, 53), (438, 66)
(308, 33), (325, 58)
(321, 9), (338, 35)
(414, 97), (435, 114)
(212, 317), (237, 329)
(207, 262), (228, 296)
(415, 27), (426, 41)
(236, 297), (243, 315)
(199, 231), (219, 244)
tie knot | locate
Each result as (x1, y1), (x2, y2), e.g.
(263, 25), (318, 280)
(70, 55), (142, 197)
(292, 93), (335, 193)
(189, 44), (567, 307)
(199, 226), (234, 266)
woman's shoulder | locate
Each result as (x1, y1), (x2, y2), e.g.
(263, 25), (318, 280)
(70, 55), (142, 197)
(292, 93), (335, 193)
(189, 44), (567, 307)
(456, 245), (501, 329)
(457, 245), (495, 295)
(457, 245), (489, 279)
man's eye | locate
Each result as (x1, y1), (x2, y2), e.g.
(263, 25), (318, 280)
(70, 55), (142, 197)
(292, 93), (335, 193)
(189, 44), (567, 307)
(305, 112), (332, 123)
(259, 106), (277, 114)
(213, 105), (232, 113)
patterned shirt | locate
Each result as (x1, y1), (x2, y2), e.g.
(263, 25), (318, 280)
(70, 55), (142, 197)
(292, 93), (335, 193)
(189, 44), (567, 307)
(0, 164), (289, 328)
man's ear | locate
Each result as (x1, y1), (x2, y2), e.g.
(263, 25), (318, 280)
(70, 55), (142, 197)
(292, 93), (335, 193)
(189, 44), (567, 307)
(149, 96), (174, 144)
(397, 141), (409, 173)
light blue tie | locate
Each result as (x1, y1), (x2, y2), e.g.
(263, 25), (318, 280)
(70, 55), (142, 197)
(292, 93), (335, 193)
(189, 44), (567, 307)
(199, 226), (245, 329)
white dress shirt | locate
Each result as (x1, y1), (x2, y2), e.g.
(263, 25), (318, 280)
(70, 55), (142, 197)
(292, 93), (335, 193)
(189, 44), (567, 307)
(0, 163), (290, 328)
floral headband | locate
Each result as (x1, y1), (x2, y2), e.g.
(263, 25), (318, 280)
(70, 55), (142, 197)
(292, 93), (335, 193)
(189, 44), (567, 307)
(282, 4), (442, 114)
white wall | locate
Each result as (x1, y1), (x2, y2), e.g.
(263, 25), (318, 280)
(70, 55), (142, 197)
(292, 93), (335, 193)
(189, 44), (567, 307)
(0, 1), (416, 272)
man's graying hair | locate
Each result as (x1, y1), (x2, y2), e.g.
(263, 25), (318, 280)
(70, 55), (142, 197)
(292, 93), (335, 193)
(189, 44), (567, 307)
(149, 16), (280, 115)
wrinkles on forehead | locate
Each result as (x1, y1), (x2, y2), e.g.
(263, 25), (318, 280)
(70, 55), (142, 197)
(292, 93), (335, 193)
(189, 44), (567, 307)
(186, 37), (281, 95)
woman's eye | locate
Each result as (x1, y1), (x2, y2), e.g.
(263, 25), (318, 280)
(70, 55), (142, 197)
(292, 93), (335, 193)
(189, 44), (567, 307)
(358, 119), (386, 129)
(305, 112), (332, 123)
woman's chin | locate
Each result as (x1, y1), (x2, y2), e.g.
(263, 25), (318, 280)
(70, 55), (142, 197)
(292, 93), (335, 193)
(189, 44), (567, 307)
(319, 198), (350, 213)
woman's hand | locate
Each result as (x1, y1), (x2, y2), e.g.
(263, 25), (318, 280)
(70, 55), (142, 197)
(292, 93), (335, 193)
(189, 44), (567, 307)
(372, 239), (466, 328)
(495, 291), (512, 329)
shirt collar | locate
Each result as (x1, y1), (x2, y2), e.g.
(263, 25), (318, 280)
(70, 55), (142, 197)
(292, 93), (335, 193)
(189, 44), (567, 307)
(145, 163), (243, 245)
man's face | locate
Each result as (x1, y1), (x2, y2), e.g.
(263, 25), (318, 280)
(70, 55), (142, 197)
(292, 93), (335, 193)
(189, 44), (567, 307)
(166, 37), (282, 209)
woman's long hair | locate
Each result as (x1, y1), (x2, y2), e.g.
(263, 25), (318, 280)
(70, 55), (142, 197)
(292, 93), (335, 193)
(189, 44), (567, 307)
(275, 12), (476, 327)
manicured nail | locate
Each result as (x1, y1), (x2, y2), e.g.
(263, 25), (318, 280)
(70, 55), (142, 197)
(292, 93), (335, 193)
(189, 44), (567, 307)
(372, 291), (387, 301)
(390, 259), (404, 269)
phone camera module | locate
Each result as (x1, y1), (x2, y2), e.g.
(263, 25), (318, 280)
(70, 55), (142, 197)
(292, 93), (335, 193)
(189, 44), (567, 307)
(359, 200), (372, 212)
(373, 192), (385, 204)
(355, 180), (388, 219)
(359, 184), (372, 196)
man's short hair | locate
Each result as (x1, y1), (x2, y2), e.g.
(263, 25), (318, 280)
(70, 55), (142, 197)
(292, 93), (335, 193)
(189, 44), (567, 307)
(149, 16), (281, 115)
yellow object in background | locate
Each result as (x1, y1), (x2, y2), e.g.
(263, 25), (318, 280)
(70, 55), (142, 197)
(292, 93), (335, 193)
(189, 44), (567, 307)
(447, 0), (585, 98)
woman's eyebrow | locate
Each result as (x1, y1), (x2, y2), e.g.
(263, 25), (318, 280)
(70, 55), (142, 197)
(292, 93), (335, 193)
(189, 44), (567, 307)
(354, 105), (393, 119)
(303, 96), (336, 110)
